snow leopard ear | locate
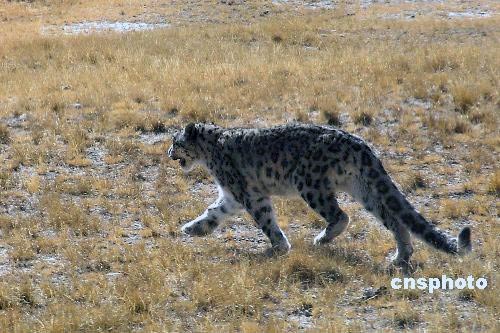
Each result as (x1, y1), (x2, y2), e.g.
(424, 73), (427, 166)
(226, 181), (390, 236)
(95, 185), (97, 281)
(170, 126), (182, 140)
(184, 123), (198, 141)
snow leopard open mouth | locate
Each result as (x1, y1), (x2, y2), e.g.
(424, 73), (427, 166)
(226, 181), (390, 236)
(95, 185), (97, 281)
(171, 155), (186, 167)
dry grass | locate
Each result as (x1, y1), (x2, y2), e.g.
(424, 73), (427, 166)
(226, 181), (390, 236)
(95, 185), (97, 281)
(0, 0), (499, 331)
(0, 124), (9, 144)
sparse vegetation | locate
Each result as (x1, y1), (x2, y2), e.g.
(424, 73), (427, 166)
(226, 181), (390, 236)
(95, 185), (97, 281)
(0, 0), (498, 331)
(353, 108), (375, 126)
(0, 124), (9, 144)
(393, 302), (421, 329)
(487, 170), (500, 196)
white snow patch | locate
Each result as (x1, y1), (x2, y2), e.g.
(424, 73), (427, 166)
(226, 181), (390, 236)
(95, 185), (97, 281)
(43, 21), (169, 35)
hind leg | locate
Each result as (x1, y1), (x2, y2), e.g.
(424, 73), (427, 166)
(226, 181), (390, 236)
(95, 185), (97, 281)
(245, 196), (291, 254)
(373, 206), (414, 268)
(389, 223), (413, 267)
(354, 186), (415, 269)
(297, 186), (349, 245)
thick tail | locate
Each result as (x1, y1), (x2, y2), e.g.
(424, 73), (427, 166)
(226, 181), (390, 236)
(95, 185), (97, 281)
(397, 207), (472, 255)
(457, 226), (472, 254)
(360, 165), (472, 255)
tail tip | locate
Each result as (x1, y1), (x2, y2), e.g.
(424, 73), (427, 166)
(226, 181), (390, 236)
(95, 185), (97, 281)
(458, 226), (472, 254)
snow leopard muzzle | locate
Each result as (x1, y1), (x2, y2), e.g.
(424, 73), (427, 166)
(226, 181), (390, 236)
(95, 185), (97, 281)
(167, 145), (186, 167)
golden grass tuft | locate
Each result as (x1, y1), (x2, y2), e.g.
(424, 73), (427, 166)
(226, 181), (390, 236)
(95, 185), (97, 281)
(321, 109), (341, 127)
(400, 171), (427, 193)
(41, 194), (99, 236)
(0, 124), (10, 144)
(352, 108), (375, 126)
(24, 175), (41, 194)
(8, 230), (37, 262)
(452, 83), (480, 113)
(0, 171), (16, 191)
(0, 282), (16, 311)
(487, 170), (500, 195)
(393, 301), (420, 329)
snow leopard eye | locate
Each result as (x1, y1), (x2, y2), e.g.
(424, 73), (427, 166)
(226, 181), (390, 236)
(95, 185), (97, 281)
(172, 132), (185, 146)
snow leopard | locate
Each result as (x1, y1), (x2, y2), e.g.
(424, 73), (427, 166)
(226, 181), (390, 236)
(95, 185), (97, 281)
(167, 123), (472, 269)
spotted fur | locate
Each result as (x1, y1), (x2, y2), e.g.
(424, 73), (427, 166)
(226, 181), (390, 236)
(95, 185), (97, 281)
(168, 123), (472, 267)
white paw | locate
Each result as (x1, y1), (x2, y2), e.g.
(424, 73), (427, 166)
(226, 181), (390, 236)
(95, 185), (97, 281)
(267, 241), (291, 256)
(279, 240), (292, 252)
(181, 221), (209, 236)
(313, 230), (329, 246)
(180, 221), (194, 234)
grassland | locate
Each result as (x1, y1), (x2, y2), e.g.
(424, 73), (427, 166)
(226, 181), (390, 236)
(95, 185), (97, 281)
(0, 0), (499, 332)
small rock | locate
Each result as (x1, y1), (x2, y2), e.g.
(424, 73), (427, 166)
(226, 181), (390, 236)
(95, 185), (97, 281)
(361, 286), (388, 301)
(106, 272), (123, 279)
(292, 302), (313, 317)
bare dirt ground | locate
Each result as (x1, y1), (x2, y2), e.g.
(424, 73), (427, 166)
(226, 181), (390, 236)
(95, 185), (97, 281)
(0, 0), (499, 332)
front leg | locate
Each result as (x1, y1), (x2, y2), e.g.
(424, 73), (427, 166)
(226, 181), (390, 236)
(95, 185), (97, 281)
(245, 196), (291, 254)
(182, 191), (241, 236)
